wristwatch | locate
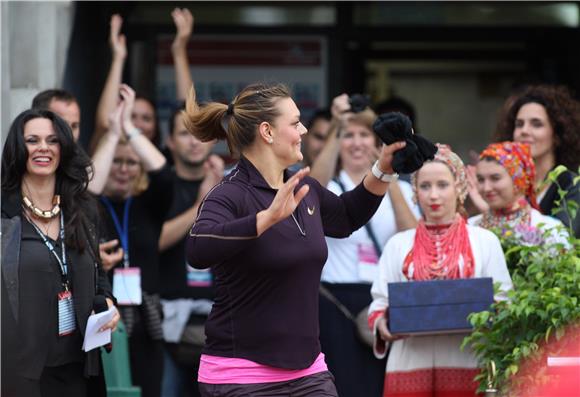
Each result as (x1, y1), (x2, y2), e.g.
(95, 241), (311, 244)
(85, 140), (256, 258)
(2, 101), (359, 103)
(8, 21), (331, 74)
(126, 126), (142, 141)
(371, 161), (399, 183)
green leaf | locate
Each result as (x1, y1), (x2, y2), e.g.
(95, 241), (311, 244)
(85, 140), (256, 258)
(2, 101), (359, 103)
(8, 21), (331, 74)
(509, 364), (519, 376)
(548, 165), (567, 182)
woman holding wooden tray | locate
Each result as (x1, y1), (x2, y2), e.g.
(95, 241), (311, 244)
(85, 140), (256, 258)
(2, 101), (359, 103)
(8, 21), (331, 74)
(368, 144), (512, 397)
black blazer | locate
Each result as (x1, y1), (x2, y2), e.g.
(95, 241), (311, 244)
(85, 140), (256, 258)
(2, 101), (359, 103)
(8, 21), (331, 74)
(540, 169), (580, 238)
(1, 190), (113, 387)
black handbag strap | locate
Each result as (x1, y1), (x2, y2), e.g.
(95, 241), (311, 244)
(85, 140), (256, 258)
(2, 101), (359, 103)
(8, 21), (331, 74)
(333, 176), (383, 257)
(319, 284), (355, 321)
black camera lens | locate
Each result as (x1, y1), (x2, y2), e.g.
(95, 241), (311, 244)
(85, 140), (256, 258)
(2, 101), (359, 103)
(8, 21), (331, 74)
(349, 94), (371, 113)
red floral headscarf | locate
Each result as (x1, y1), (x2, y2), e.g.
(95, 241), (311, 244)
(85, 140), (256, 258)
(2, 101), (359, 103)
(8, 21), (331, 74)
(479, 141), (539, 209)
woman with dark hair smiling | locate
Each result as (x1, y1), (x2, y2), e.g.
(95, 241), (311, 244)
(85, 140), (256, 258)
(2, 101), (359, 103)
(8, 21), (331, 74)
(493, 85), (580, 236)
(1, 109), (118, 397)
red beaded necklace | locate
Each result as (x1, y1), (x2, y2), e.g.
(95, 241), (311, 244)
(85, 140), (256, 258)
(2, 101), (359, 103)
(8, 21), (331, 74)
(403, 215), (475, 281)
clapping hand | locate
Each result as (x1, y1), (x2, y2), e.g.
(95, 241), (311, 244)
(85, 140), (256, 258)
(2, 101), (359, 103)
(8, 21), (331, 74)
(466, 164), (489, 213)
(198, 154), (225, 199)
(119, 84), (137, 135)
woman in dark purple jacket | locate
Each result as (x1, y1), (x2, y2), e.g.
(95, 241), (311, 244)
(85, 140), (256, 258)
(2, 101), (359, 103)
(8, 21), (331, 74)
(183, 83), (405, 397)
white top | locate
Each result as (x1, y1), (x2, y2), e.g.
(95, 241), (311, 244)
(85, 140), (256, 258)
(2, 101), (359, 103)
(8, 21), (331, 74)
(368, 225), (513, 369)
(468, 208), (569, 246)
(369, 225), (513, 315)
(321, 170), (420, 284)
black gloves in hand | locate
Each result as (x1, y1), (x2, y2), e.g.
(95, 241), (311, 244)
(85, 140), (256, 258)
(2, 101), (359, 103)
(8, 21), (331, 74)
(372, 112), (437, 174)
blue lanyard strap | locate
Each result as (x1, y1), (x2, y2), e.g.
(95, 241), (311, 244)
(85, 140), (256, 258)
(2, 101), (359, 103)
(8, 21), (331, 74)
(100, 196), (132, 267)
(27, 212), (69, 288)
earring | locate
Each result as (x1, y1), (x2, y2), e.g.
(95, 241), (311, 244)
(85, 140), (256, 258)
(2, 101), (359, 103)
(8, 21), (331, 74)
(268, 138), (273, 144)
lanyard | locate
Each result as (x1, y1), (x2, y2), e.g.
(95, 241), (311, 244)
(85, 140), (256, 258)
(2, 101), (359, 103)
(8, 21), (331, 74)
(100, 196), (132, 267)
(28, 211), (69, 290)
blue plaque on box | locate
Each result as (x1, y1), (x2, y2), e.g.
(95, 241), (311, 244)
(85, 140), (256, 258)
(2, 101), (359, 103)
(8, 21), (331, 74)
(388, 277), (494, 335)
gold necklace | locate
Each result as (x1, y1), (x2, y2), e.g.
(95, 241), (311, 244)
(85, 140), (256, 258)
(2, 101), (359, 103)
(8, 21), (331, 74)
(22, 194), (61, 219)
(23, 210), (57, 237)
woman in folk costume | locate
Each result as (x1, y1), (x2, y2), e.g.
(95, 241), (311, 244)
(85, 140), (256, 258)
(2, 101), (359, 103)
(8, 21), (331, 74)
(368, 144), (513, 397)
(469, 141), (568, 245)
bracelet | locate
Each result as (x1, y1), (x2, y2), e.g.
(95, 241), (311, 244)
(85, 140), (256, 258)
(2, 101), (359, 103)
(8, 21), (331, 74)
(371, 161), (399, 183)
(126, 126), (142, 141)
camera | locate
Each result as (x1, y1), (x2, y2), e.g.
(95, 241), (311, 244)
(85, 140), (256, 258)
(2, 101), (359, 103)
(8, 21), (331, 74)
(349, 94), (371, 113)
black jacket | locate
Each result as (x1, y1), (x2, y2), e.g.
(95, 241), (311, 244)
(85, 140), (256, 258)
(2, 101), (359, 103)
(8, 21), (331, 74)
(1, 190), (113, 390)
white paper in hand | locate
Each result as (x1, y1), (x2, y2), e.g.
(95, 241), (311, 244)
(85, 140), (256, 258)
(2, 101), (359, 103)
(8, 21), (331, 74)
(82, 306), (116, 352)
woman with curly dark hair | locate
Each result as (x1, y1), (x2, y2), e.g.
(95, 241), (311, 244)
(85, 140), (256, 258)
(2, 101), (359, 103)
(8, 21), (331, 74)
(492, 85), (580, 237)
(1, 109), (119, 397)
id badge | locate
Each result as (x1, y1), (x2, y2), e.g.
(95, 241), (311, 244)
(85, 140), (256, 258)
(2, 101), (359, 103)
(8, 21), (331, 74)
(357, 243), (379, 283)
(113, 267), (142, 305)
(58, 290), (77, 336)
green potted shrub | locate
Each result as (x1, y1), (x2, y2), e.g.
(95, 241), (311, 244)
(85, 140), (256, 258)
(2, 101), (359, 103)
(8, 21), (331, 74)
(463, 166), (580, 396)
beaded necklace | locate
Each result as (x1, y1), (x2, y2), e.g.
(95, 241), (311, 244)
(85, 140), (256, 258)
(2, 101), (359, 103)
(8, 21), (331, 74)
(403, 215), (474, 281)
(480, 198), (531, 230)
(22, 194), (61, 219)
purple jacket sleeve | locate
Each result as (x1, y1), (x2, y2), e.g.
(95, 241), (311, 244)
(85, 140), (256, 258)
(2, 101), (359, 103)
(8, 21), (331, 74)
(313, 176), (384, 238)
(186, 184), (258, 269)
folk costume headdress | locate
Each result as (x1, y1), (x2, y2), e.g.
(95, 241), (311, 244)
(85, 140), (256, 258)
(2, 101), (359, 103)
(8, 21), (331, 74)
(404, 144), (475, 281)
(479, 141), (538, 209)
(479, 141), (538, 230)
(411, 144), (468, 213)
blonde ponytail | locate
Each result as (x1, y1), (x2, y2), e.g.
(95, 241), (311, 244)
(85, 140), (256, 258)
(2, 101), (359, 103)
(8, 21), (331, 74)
(183, 86), (229, 143)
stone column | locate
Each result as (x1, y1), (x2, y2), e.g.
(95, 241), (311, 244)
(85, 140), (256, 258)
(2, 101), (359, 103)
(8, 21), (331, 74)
(1, 1), (74, 144)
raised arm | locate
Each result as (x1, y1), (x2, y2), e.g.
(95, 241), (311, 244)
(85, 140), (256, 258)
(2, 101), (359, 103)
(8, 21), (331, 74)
(171, 8), (194, 101)
(366, 144), (418, 231)
(309, 94), (350, 186)
(388, 182), (419, 231)
(120, 85), (166, 171)
(316, 141), (406, 238)
(466, 164), (489, 216)
(159, 154), (224, 252)
(88, 101), (124, 194)
(362, 141), (405, 196)
(89, 14), (127, 155)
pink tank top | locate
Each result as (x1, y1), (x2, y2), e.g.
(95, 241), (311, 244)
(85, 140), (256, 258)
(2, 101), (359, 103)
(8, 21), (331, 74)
(198, 352), (329, 384)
